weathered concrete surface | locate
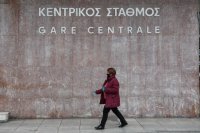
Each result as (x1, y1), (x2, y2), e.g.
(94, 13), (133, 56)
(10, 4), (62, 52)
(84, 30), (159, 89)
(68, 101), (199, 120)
(0, 0), (199, 118)
(0, 118), (200, 133)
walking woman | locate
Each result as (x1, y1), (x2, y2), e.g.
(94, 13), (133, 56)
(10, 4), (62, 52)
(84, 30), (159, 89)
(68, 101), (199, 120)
(94, 68), (128, 130)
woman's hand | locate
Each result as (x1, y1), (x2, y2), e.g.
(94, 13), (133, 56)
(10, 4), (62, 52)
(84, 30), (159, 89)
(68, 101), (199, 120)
(92, 91), (97, 96)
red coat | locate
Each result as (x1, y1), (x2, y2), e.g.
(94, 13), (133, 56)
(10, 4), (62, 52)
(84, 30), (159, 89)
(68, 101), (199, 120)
(96, 75), (120, 108)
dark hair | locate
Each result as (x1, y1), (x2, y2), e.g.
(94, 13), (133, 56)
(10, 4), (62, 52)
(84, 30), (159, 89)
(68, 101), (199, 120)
(107, 68), (116, 75)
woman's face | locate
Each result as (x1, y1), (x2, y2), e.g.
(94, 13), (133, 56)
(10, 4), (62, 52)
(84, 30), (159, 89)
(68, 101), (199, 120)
(107, 72), (112, 77)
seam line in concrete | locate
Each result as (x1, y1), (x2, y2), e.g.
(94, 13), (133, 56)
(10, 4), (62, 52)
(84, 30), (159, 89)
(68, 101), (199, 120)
(15, 119), (25, 130)
(35, 119), (44, 132)
(135, 118), (145, 130)
(79, 119), (81, 133)
(57, 119), (62, 133)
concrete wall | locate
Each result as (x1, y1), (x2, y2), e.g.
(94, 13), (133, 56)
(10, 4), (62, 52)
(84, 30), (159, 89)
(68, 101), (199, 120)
(0, 0), (199, 118)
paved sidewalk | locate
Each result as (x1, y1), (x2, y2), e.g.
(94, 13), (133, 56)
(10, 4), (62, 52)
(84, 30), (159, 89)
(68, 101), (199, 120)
(0, 118), (200, 133)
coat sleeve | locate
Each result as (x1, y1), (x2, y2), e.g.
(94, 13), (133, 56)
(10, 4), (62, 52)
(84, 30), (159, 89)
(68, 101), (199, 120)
(105, 79), (119, 94)
(95, 89), (103, 94)
(95, 80), (107, 94)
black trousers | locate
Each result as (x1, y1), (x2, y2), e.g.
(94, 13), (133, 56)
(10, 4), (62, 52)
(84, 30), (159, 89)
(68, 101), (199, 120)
(100, 106), (127, 127)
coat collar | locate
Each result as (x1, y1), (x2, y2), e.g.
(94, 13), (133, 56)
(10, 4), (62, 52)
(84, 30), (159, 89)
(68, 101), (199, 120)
(107, 75), (115, 81)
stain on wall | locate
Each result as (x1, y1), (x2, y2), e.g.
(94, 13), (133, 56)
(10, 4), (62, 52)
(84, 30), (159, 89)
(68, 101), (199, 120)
(0, 0), (199, 118)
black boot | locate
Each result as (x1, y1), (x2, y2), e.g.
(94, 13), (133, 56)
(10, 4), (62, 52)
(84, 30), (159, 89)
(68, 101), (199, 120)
(111, 108), (128, 128)
(95, 125), (105, 130)
(119, 122), (128, 128)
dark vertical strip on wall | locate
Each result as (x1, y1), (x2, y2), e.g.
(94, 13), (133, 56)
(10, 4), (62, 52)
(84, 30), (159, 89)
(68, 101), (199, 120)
(198, 0), (200, 117)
